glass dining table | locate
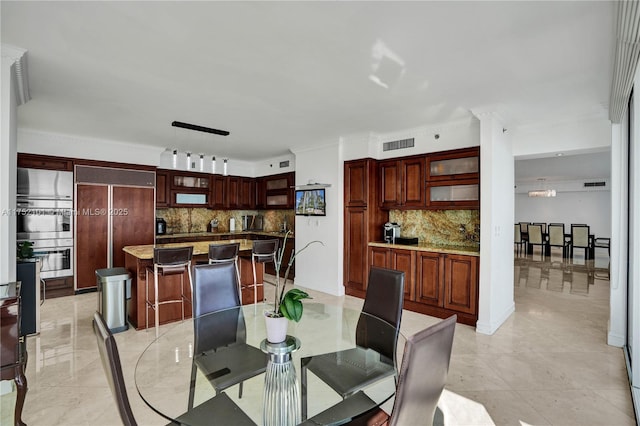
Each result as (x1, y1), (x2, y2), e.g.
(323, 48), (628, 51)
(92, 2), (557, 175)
(134, 302), (404, 426)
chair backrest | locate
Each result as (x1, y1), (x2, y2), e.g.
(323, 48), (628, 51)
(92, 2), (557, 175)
(93, 312), (137, 426)
(532, 222), (546, 234)
(571, 224), (590, 248)
(153, 246), (193, 265)
(514, 224), (522, 243)
(527, 224), (543, 244)
(252, 239), (279, 263)
(388, 315), (457, 426)
(192, 263), (246, 352)
(548, 224), (565, 246)
(192, 263), (241, 317)
(357, 267), (404, 359)
(519, 222), (529, 233)
(208, 242), (239, 263)
(362, 267), (404, 328)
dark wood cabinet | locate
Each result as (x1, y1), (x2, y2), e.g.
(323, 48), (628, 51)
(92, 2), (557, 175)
(426, 147), (480, 182)
(426, 178), (479, 208)
(262, 172), (294, 209)
(239, 177), (256, 209)
(155, 170), (169, 208)
(226, 176), (241, 208)
(378, 156), (425, 209)
(76, 166), (155, 290)
(367, 245), (478, 325)
(169, 170), (211, 208)
(211, 175), (227, 209)
(255, 177), (266, 209)
(390, 248), (415, 301)
(17, 153), (73, 171)
(415, 251), (444, 307)
(344, 159), (387, 298)
(443, 253), (478, 315)
(76, 184), (109, 289)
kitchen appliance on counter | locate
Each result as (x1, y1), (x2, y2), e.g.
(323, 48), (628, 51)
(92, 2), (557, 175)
(156, 217), (167, 235)
(384, 222), (401, 243)
(242, 215), (264, 231)
(393, 236), (419, 246)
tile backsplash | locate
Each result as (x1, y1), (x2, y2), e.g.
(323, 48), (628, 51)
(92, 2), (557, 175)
(389, 209), (480, 246)
(157, 208), (295, 234)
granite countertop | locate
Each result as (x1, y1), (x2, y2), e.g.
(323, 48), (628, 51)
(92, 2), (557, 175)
(155, 230), (292, 240)
(123, 238), (255, 260)
(368, 241), (480, 256)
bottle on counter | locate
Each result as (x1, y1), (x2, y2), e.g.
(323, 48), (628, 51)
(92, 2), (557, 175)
(230, 217), (235, 231)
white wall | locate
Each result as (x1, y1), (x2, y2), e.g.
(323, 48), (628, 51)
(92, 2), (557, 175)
(512, 115), (611, 158)
(290, 142), (342, 296)
(515, 191), (611, 238)
(476, 113), (515, 335)
(1, 52), (19, 284)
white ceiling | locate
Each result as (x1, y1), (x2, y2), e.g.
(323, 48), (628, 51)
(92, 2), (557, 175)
(1, 1), (615, 162)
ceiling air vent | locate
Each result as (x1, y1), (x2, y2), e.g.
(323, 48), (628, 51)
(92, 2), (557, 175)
(584, 181), (607, 188)
(383, 138), (414, 152)
(279, 160), (290, 168)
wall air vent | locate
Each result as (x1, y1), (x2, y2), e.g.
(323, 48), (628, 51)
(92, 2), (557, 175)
(279, 160), (290, 168)
(584, 181), (607, 188)
(383, 138), (415, 152)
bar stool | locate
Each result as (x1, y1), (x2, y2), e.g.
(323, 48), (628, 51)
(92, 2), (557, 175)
(208, 242), (241, 296)
(251, 239), (279, 304)
(145, 246), (193, 338)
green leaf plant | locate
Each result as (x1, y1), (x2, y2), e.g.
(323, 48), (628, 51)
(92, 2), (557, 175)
(268, 230), (324, 322)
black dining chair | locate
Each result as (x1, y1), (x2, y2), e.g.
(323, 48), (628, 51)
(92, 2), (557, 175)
(93, 311), (256, 426)
(300, 266), (405, 420)
(188, 263), (268, 408)
(303, 315), (457, 426)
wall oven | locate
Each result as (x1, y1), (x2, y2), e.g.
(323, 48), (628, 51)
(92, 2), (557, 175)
(28, 239), (74, 279)
(17, 168), (74, 279)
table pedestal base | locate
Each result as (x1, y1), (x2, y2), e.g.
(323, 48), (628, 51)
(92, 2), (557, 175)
(261, 336), (301, 426)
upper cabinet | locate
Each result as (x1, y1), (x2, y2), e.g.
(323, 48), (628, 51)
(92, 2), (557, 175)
(156, 169), (292, 210)
(425, 147), (480, 209)
(378, 156), (426, 209)
(18, 153), (73, 171)
(263, 172), (294, 209)
(426, 147), (480, 181)
(377, 147), (480, 210)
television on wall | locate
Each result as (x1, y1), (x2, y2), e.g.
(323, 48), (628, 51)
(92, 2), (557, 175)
(295, 189), (326, 216)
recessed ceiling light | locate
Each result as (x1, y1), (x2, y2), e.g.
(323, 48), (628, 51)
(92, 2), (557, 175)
(556, 153), (564, 157)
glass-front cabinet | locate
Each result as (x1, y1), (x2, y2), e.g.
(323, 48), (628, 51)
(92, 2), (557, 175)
(427, 180), (479, 208)
(426, 147), (480, 181)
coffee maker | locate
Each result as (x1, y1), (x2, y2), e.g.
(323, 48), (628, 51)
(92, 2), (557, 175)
(384, 222), (401, 243)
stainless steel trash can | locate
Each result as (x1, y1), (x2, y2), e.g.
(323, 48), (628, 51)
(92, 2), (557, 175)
(96, 267), (131, 333)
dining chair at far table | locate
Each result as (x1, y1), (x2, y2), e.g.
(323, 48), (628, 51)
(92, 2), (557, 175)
(300, 266), (405, 421)
(514, 224), (526, 257)
(570, 224), (591, 261)
(303, 315), (457, 426)
(92, 311), (256, 426)
(189, 263), (268, 408)
(547, 223), (570, 259)
(526, 224), (545, 260)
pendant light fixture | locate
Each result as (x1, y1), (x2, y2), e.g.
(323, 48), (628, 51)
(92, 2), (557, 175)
(223, 159), (228, 176)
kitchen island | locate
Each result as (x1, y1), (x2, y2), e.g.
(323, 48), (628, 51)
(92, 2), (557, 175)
(123, 239), (264, 330)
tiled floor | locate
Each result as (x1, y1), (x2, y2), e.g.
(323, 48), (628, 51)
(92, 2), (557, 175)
(1, 250), (636, 425)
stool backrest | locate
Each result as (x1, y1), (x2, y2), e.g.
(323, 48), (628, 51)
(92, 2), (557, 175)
(209, 242), (240, 263)
(252, 239), (279, 262)
(153, 246), (193, 265)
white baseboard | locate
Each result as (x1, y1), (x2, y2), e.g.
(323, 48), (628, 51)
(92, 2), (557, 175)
(476, 302), (515, 335)
(607, 331), (626, 347)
